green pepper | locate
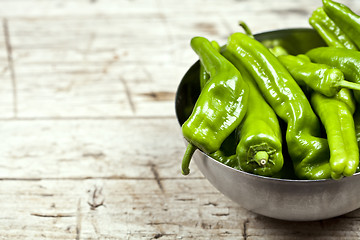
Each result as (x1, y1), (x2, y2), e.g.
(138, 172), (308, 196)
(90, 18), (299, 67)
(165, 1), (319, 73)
(311, 92), (359, 179)
(333, 88), (357, 173)
(199, 41), (240, 169)
(334, 87), (357, 171)
(334, 88), (356, 114)
(322, 0), (360, 49)
(181, 36), (249, 175)
(306, 46), (360, 103)
(269, 46), (289, 57)
(226, 32), (331, 180)
(277, 54), (360, 97)
(199, 41), (221, 90)
(309, 7), (358, 50)
(222, 51), (284, 177)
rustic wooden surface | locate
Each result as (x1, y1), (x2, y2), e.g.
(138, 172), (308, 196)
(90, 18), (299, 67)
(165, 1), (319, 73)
(1, 0), (360, 239)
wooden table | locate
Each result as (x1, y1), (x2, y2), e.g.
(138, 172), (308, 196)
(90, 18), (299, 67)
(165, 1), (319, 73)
(1, 0), (360, 239)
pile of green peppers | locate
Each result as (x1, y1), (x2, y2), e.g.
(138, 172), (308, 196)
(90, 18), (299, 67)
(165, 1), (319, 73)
(180, 0), (360, 180)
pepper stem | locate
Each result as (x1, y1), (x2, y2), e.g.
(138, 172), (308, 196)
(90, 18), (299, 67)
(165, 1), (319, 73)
(238, 21), (254, 38)
(181, 143), (197, 175)
(253, 151), (269, 166)
(337, 80), (360, 91)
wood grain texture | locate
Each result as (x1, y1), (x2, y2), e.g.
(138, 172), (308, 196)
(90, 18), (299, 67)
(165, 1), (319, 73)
(0, 19), (15, 118)
(1, 0), (360, 239)
(1, 179), (360, 239)
(0, 118), (204, 179)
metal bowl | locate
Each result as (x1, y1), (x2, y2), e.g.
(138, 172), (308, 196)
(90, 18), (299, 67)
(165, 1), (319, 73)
(175, 28), (360, 221)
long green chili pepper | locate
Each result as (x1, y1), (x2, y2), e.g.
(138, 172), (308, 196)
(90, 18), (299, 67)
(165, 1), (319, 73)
(199, 41), (241, 169)
(334, 88), (357, 173)
(334, 88), (356, 114)
(181, 36), (249, 175)
(199, 41), (221, 90)
(335, 87), (357, 171)
(306, 47), (360, 103)
(222, 57), (284, 176)
(322, 0), (360, 49)
(309, 7), (358, 50)
(213, 22), (284, 176)
(226, 32), (331, 180)
(311, 92), (359, 179)
(277, 54), (360, 97)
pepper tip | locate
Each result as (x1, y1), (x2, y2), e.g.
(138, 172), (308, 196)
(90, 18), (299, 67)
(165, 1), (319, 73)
(182, 168), (190, 175)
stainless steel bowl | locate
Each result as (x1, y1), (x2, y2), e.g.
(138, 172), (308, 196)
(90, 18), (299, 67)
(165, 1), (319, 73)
(175, 28), (360, 221)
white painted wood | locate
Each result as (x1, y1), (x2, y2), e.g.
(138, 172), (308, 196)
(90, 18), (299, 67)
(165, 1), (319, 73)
(0, 118), (202, 179)
(1, 179), (360, 239)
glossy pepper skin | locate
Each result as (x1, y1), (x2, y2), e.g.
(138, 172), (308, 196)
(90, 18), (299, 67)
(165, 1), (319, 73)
(322, 0), (360, 49)
(334, 88), (356, 114)
(331, 88), (357, 172)
(199, 41), (221, 90)
(309, 7), (357, 50)
(269, 46), (289, 57)
(278, 54), (360, 97)
(181, 36), (249, 175)
(222, 51), (284, 177)
(306, 47), (360, 103)
(226, 32), (331, 180)
(311, 92), (359, 179)
(199, 41), (241, 169)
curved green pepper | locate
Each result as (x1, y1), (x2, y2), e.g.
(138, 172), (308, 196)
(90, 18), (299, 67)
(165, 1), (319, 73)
(226, 32), (331, 180)
(322, 0), (360, 49)
(334, 88), (357, 171)
(334, 88), (356, 114)
(199, 41), (240, 169)
(199, 41), (221, 90)
(222, 51), (284, 177)
(309, 7), (357, 50)
(181, 36), (249, 175)
(278, 54), (360, 97)
(306, 47), (360, 103)
(311, 92), (359, 179)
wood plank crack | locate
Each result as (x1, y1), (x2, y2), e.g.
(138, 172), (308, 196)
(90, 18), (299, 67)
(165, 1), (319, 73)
(87, 185), (105, 210)
(120, 77), (136, 114)
(150, 162), (164, 193)
(31, 212), (75, 218)
(243, 219), (249, 240)
(0, 115), (176, 121)
(76, 199), (82, 240)
(2, 18), (17, 118)
(0, 176), (204, 181)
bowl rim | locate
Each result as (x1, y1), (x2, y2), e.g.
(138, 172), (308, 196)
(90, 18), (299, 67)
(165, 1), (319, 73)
(175, 27), (360, 183)
(197, 148), (360, 183)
